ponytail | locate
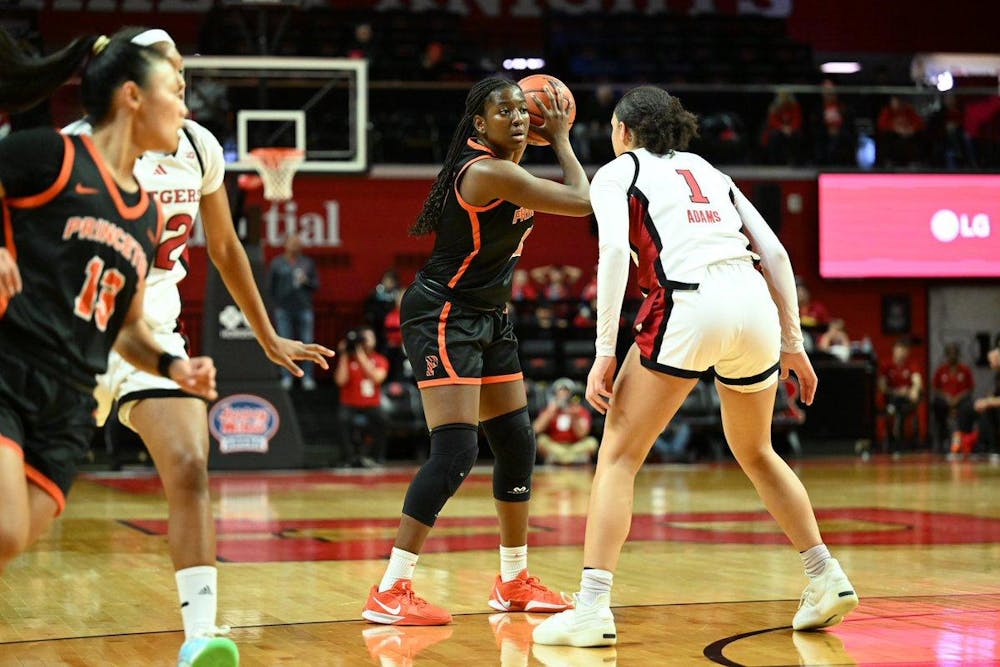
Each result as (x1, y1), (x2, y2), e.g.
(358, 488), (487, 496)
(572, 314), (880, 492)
(0, 27), (168, 124)
(0, 29), (97, 113)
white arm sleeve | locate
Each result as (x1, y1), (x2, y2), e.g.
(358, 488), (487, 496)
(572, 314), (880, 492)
(724, 175), (804, 354)
(590, 157), (635, 357)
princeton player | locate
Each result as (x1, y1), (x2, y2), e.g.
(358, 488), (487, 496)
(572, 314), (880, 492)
(0, 28), (221, 664)
(63, 26), (334, 666)
(533, 86), (859, 647)
(362, 78), (591, 625)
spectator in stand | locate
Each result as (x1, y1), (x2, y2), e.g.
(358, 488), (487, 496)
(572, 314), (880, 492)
(930, 343), (975, 453)
(580, 265), (598, 303)
(971, 372), (1000, 462)
(929, 95), (977, 169)
(817, 318), (851, 362)
(511, 268), (538, 303)
(762, 89), (803, 165)
(365, 269), (401, 347)
(878, 339), (923, 456)
(877, 95), (925, 167)
(382, 291), (406, 380)
(533, 378), (598, 465)
(335, 326), (390, 467)
(530, 264), (582, 301)
(814, 80), (855, 166)
(268, 233), (320, 390)
(796, 282), (830, 349)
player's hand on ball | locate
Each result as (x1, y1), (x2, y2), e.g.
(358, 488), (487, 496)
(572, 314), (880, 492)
(530, 84), (574, 145)
(169, 356), (218, 401)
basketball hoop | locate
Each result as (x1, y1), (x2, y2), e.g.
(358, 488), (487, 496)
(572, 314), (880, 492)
(247, 148), (304, 201)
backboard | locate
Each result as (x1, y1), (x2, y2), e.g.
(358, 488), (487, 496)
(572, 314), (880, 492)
(184, 56), (368, 174)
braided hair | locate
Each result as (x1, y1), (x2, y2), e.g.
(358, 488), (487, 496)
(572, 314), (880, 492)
(614, 86), (699, 156)
(410, 77), (518, 236)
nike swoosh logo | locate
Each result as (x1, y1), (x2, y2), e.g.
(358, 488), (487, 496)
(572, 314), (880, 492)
(373, 598), (402, 615)
(75, 183), (99, 195)
(493, 586), (511, 609)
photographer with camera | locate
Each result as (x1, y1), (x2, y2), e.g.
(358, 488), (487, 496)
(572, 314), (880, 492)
(335, 326), (390, 467)
(533, 378), (598, 465)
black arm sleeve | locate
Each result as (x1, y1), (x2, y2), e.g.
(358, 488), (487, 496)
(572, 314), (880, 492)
(0, 128), (66, 200)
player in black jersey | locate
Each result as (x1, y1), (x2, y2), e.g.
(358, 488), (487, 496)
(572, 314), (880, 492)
(363, 78), (592, 625)
(0, 29), (226, 667)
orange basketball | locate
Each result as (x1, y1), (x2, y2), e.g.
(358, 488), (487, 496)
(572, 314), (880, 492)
(517, 74), (576, 147)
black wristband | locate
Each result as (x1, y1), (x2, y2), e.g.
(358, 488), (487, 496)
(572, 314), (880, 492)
(157, 352), (181, 378)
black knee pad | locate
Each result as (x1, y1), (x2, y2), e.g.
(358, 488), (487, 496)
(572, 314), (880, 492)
(401, 423), (479, 526)
(482, 407), (535, 502)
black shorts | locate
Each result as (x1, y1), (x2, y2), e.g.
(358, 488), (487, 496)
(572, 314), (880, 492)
(401, 282), (522, 389)
(0, 355), (97, 515)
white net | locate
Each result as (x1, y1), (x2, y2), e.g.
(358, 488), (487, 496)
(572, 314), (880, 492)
(248, 148), (304, 201)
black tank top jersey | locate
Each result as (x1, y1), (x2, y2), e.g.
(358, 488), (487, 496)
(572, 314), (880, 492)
(418, 139), (535, 309)
(0, 129), (162, 388)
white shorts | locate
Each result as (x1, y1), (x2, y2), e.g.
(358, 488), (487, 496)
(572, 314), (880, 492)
(633, 259), (780, 393)
(93, 330), (190, 429)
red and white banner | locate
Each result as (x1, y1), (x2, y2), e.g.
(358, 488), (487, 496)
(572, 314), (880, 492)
(819, 174), (1000, 278)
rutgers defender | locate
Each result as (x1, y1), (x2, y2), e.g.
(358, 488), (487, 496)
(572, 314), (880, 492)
(534, 86), (858, 648)
(63, 27), (331, 667)
(0, 26), (217, 662)
(362, 77), (591, 626)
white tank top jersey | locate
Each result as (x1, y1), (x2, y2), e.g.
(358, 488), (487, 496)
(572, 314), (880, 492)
(590, 147), (804, 357)
(62, 118), (226, 331)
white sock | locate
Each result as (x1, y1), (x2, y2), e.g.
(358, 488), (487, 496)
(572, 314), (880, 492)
(578, 568), (613, 606)
(379, 547), (419, 592)
(800, 543), (832, 578)
(499, 545), (528, 582)
(176, 565), (218, 640)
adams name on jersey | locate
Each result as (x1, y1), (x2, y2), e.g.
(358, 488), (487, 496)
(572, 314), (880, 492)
(63, 118), (225, 331)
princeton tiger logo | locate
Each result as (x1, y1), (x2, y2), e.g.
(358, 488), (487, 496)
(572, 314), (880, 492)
(425, 355), (440, 377)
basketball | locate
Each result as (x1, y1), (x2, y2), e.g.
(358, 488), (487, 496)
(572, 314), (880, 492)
(517, 74), (576, 146)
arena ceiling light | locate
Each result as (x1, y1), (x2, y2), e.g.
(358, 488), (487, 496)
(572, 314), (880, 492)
(503, 58), (546, 71)
(820, 61), (862, 74)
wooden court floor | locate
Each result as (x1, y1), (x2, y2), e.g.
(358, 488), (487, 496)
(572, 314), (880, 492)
(2, 457), (999, 666)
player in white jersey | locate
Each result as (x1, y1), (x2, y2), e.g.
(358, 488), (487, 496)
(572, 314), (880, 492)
(534, 86), (858, 648)
(64, 27), (333, 667)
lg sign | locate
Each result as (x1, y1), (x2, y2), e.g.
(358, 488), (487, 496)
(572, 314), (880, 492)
(820, 174), (1000, 278)
(930, 210), (991, 243)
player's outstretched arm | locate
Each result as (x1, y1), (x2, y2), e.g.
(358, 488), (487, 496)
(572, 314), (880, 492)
(200, 187), (334, 376)
(112, 281), (218, 401)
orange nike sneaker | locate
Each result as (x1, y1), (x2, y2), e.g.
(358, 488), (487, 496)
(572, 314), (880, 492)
(488, 570), (572, 613)
(362, 580), (453, 626)
(362, 625), (454, 666)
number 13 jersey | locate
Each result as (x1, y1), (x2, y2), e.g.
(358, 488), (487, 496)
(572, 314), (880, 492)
(0, 129), (161, 388)
(63, 118), (226, 332)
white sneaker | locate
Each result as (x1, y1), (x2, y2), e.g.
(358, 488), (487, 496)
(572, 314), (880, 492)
(792, 558), (859, 630)
(532, 593), (616, 647)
